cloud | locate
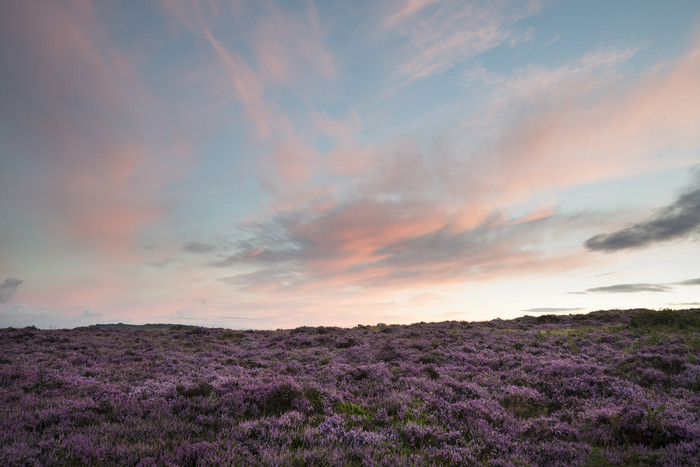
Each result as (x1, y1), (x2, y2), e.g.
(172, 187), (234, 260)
(585, 175), (700, 252)
(573, 277), (700, 295)
(522, 307), (584, 313)
(164, 0), (334, 86)
(160, 0), (334, 196)
(198, 22), (273, 137)
(0, 278), (23, 303)
(0, 1), (183, 260)
(4, 2), (695, 328)
(385, 0), (440, 26)
(465, 46), (641, 104)
(467, 43), (700, 206)
(82, 309), (101, 317)
(197, 32), (700, 314)
(219, 268), (303, 293)
(146, 258), (182, 268)
(386, 0), (543, 81)
(677, 278), (700, 286)
(208, 38), (700, 298)
(582, 283), (673, 294)
(0, 304), (62, 329)
(249, 1), (334, 83)
(182, 241), (217, 254)
(215, 198), (588, 294)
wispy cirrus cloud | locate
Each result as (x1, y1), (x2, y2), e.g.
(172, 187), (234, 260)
(464, 46), (641, 104)
(385, 0), (440, 26)
(465, 40), (700, 206)
(163, 0), (334, 87)
(585, 172), (700, 252)
(385, 0), (544, 81)
(160, 0), (335, 196)
(199, 23), (274, 138)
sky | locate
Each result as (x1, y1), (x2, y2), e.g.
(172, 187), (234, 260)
(1, 0), (699, 329)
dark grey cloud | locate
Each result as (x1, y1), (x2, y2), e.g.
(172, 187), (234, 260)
(583, 283), (672, 294)
(147, 258), (182, 268)
(0, 278), (23, 303)
(576, 276), (700, 295)
(676, 278), (700, 286)
(523, 307), (584, 313)
(212, 246), (298, 268)
(585, 176), (700, 252)
(182, 241), (217, 254)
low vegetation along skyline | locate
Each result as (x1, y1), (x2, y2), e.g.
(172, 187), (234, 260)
(2, 1), (700, 329)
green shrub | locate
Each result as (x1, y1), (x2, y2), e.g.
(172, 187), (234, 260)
(304, 387), (325, 413)
(500, 394), (547, 419)
(217, 331), (245, 341)
(585, 448), (611, 467)
(264, 383), (301, 415)
(630, 309), (700, 332)
(335, 401), (370, 418)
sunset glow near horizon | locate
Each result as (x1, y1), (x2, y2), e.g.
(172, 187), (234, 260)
(1, 0), (700, 329)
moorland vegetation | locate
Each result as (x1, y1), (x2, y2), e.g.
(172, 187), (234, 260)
(0, 308), (698, 465)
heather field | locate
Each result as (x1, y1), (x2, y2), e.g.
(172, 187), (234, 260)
(1, 309), (699, 466)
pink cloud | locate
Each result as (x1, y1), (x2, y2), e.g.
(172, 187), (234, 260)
(290, 200), (448, 270)
(0, 1), (176, 261)
(441, 38), (700, 210)
(213, 36), (700, 303)
(252, 1), (335, 84)
(217, 193), (593, 301)
(466, 46), (641, 104)
(385, 0), (440, 27)
(313, 110), (362, 145)
(162, 0), (335, 138)
(324, 143), (383, 178)
(386, 0), (543, 81)
(200, 23), (273, 137)
(161, 1), (340, 202)
(509, 206), (557, 225)
(270, 139), (319, 185)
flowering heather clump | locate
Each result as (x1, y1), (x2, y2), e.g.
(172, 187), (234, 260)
(1, 309), (699, 465)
